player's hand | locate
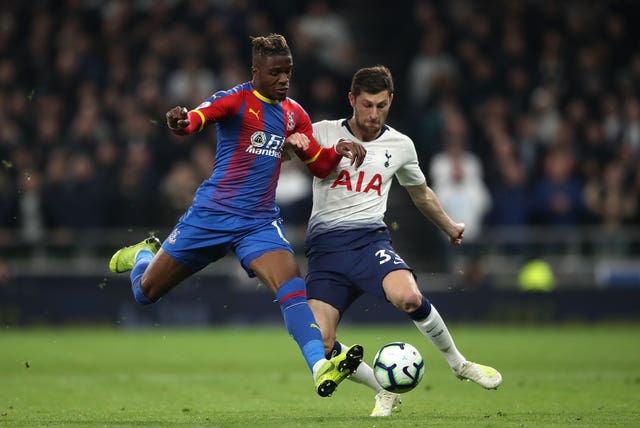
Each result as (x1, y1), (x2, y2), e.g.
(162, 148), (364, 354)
(166, 106), (190, 130)
(336, 139), (366, 169)
(449, 222), (465, 245)
(285, 132), (310, 151)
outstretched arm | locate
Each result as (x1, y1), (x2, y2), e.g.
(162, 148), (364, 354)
(166, 106), (205, 135)
(405, 182), (464, 244)
(289, 134), (366, 179)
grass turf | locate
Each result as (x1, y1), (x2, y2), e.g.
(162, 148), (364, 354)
(1, 323), (639, 427)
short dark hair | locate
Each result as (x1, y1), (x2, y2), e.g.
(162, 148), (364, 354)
(350, 65), (394, 97)
(251, 33), (291, 63)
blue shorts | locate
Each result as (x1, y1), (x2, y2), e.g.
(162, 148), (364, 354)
(305, 231), (412, 314)
(161, 209), (293, 277)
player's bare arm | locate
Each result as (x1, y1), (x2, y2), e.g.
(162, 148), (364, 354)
(336, 138), (366, 169)
(405, 183), (465, 245)
(166, 106), (190, 130)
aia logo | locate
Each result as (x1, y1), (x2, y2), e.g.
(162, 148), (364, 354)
(331, 170), (382, 196)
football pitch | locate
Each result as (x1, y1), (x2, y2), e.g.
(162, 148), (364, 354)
(1, 323), (639, 427)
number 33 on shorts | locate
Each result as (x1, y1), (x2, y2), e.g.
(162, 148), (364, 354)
(375, 249), (405, 265)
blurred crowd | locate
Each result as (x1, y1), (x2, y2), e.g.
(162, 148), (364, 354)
(1, 0), (639, 250)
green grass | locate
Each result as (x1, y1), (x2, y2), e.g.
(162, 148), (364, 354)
(1, 323), (639, 427)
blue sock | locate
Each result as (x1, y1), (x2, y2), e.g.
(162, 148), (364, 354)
(129, 250), (154, 305)
(276, 277), (325, 372)
(407, 295), (432, 321)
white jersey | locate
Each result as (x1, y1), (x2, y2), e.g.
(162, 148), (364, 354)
(307, 119), (426, 239)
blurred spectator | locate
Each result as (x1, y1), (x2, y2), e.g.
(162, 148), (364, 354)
(621, 97), (640, 157)
(407, 26), (459, 108)
(158, 160), (199, 225)
(530, 146), (584, 226)
(431, 156), (491, 242)
(16, 170), (45, 244)
(41, 148), (71, 232)
(305, 75), (344, 120)
(166, 54), (218, 105)
(114, 143), (159, 227)
(583, 160), (637, 230)
(429, 110), (491, 241)
(487, 156), (529, 227)
(276, 159), (313, 229)
(0, 0), (638, 270)
(429, 106), (483, 186)
(292, 0), (355, 75)
(530, 85), (562, 146)
(63, 150), (107, 228)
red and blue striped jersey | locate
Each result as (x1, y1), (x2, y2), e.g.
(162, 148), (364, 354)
(176, 81), (316, 222)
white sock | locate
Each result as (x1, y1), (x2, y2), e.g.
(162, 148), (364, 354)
(312, 359), (327, 378)
(336, 342), (382, 392)
(413, 305), (466, 370)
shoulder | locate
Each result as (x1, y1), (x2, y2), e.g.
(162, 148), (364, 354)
(282, 97), (311, 122)
(382, 124), (414, 146)
(312, 119), (344, 132)
(201, 82), (249, 106)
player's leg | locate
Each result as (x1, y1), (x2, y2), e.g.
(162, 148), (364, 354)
(109, 220), (225, 304)
(307, 298), (340, 355)
(238, 219), (362, 396)
(383, 269), (466, 367)
(110, 237), (195, 304)
(308, 298), (380, 391)
(250, 250), (362, 396)
(324, 338), (401, 417)
(308, 296), (400, 416)
(382, 269), (502, 389)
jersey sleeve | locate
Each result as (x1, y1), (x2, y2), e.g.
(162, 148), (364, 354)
(292, 112), (342, 178)
(170, 90), (242, 136)
(395, 136), (427, 186)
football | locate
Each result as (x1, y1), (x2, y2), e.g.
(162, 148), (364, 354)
(373, 342), (425, 393)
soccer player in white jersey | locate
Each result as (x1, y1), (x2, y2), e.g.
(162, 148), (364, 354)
(305, 66), (502, 416)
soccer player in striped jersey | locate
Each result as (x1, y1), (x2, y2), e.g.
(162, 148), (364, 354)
(109, 34), (366, 397)
(305, 66), (503, 416)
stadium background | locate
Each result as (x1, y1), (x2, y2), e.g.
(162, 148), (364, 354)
(1, 0), (639, 325)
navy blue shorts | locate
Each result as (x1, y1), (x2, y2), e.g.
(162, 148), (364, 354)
(305, 237), (411, 314)
(161, 210), (293, 277)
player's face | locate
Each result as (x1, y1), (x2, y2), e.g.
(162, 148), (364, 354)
(252, 54), (293, 101)
(349, 91), (393, 141)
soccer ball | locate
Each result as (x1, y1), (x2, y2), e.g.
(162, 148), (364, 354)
(373, 342), (425, 393)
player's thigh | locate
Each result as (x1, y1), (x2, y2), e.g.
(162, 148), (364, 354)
(249, 249), (301, 293)
(353, 240), (414, 300)
(307, 251), (363, 311)
(162, 221), (232, 271)
(142, 249), (195, 297)
(237, 218), (299, 290)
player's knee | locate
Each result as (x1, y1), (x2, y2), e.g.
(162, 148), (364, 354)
(137, 277), (159, 304)
(393, 289), (423, 313)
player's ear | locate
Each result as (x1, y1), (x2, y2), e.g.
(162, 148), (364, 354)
(348, 92), (355, 107)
